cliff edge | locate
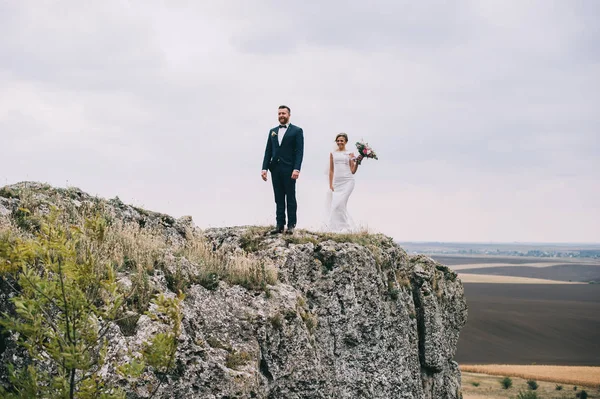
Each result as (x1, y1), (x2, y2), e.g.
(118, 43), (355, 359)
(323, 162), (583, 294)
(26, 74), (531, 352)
(0, 182), (467, 398)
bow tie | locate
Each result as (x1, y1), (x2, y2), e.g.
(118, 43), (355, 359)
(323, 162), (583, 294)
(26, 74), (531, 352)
(278, 125), (287, 129)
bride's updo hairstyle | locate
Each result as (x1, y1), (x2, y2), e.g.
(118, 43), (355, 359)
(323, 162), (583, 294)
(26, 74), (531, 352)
(335, 133), (348, 143)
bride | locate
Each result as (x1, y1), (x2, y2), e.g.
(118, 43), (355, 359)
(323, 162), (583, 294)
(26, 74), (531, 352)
(325, 133), (359, 233)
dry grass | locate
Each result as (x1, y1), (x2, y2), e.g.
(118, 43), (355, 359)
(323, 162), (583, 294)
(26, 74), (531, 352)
(290, 227), (394, 249)
(179, 232), (278, 290)
(0, 216), (13, 235)
(224, 255), (277, 288)
(460, 364), (600, 387)
(458, 274), (583, 284)
(1, 184), (278, 300)
(86, 218), (167, 273)
(461, 371), (600, 399)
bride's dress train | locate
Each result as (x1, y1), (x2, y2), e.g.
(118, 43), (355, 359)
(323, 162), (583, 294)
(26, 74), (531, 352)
(324, 150), (356, 233)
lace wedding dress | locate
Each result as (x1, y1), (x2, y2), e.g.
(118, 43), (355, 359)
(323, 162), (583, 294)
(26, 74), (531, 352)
(324, 150), (356, 233)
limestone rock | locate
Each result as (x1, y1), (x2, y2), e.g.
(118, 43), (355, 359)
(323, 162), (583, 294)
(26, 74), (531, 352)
(0, 182), (468, 398)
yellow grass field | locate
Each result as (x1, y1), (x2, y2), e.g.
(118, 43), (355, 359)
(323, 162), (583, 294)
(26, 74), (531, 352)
(460, 364), (600, 387)
(461, 371), (600, 399)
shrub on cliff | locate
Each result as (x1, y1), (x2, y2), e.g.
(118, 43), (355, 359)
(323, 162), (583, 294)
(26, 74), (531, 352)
(0, 210), (182, 398)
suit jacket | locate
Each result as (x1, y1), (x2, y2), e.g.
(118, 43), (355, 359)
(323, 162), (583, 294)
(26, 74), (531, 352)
(262, 124), (304, 172)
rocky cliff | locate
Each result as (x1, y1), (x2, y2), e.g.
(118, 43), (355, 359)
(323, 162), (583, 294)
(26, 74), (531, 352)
(0, 182), (467, 398)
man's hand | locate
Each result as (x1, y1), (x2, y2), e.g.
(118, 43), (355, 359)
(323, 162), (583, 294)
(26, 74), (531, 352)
(261, 170), (268, 181)
(291, 170), (300, 179)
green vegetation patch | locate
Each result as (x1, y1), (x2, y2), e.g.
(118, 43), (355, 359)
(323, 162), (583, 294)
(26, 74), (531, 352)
(500, 376), (513, 389)
(0, 211), (183, 398)
(225, 350), (252, 370)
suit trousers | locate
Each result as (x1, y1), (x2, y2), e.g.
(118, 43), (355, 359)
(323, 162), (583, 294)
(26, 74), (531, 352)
(270, 165), (297, 228)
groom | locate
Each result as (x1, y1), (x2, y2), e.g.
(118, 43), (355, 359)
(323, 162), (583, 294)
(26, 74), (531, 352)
(261, 105), (304, 234)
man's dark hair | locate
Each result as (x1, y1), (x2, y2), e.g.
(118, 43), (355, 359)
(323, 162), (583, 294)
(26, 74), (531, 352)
(278, 105), (291, 113)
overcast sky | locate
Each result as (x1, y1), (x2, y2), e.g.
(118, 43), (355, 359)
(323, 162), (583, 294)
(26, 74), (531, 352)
(1, 1), (598, 243)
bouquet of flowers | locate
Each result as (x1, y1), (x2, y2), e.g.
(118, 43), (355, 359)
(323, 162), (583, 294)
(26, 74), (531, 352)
(354, 141), (378, 165)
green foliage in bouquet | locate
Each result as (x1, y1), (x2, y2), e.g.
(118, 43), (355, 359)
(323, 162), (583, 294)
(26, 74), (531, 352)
(0, 209), (182, 399)
(354, 141), (379, 165)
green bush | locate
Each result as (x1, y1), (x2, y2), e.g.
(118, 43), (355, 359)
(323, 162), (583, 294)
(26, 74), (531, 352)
(555, 384), (563, 390)
(388, 287), (400, 301)
(0, 186), (18, 198)
(471, 382), (480, 387)
(578, 390), (588, 399)
(500, 376), (513, 389)
(516, 391), (539, 399)
(527, 379), (539, 390)
(0, 211), (183, 398)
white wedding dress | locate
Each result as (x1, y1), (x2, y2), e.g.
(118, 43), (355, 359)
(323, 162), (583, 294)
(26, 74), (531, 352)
(324, 150), (356, 233)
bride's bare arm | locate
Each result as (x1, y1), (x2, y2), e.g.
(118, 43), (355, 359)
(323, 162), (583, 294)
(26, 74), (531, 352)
(329, 153), (334, 191)
(349, 153), (359, 174)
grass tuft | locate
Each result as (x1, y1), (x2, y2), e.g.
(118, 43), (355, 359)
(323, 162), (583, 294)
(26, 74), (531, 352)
(269, 314), (283, 330)
(225, 350), (252, 370)
(516, 391), (539, 399)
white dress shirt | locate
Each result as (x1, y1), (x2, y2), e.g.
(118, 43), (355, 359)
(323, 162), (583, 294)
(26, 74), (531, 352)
(278, 123), (289, 146)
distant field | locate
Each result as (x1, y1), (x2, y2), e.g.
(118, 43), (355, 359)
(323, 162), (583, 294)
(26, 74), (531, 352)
(456, 283), (600, 366)
(452, 262), (561, 269)
(457, 264), (600, 282)
(461, 371), (600, 399)
(399, 241), (600, 258)
(431, 254), (600, 266)
(461, 365), (600, 387)
(430, 255), (600, 283)
(458, 274), (582, 284)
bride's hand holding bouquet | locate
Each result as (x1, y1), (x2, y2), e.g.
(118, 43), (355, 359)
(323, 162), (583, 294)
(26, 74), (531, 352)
(355, 141), (378, 165)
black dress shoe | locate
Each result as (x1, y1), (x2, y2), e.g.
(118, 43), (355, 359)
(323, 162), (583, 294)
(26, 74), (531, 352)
(285, 226), (295, 235)
(269, 226), (284, 235)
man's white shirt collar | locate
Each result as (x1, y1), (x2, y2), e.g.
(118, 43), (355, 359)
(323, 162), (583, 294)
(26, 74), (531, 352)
(277, 123), (289, 145)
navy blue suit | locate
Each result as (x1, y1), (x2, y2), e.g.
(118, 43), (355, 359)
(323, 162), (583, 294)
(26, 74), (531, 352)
(262, 124), (304, 228)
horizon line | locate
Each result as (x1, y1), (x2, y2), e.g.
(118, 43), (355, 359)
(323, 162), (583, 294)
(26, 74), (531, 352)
(396, 241), (600, 246)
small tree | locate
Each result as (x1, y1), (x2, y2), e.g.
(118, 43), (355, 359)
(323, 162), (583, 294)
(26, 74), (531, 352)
(526, 380), (538, 390)
(0, 211), (182, 398)
(500, 376), (513, 389)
